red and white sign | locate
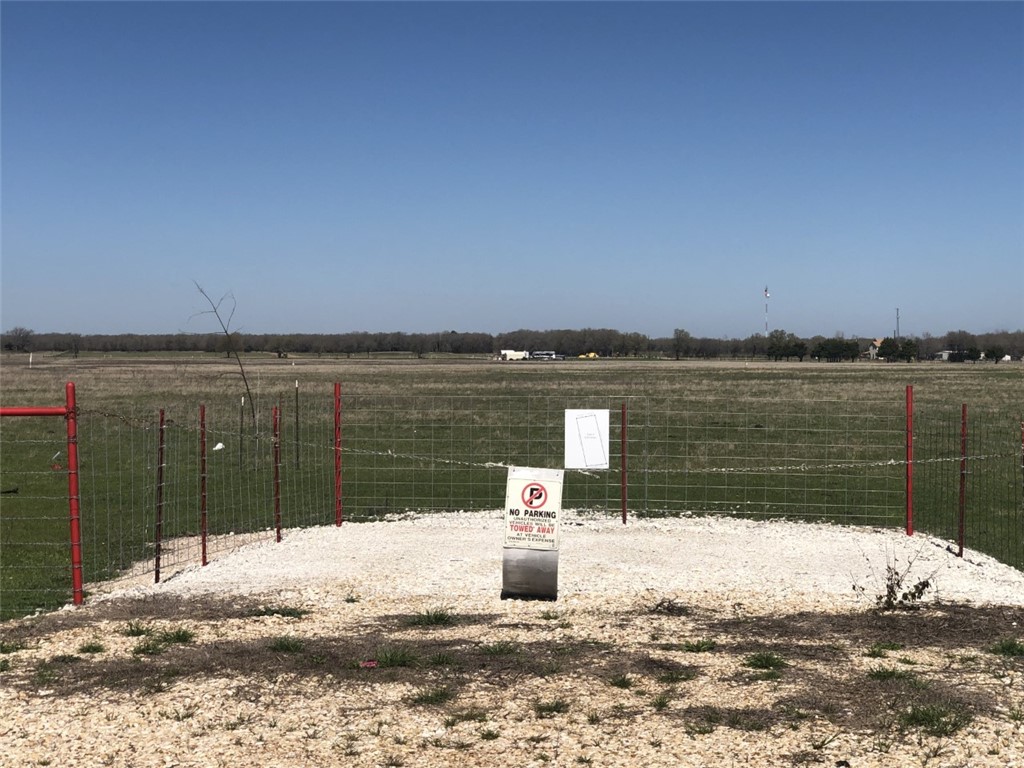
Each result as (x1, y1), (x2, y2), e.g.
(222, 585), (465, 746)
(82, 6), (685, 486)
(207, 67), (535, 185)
(504, 466), (564, 551)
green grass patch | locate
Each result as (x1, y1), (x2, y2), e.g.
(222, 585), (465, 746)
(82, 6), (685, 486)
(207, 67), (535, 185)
(375, 646), (418, 668)
(409, 685), (456, 706)
(121, 620), (152, 637)
(682, 638), (717, 653)
(651, 691), (673, 711)
(407, 607), (457, 627)
(480, 640), (519, 656)
(988, 638), (1024, 657)
(865, 641), (903, 658)
(608, 674), (634, 689)
(899, 702), (973, 736)
(444, 708), (489, 727)
(534, 698), (570, 718)
(743, 652), (788, 671)
(867, 666), (920, 683)
(268, 636), (304, 653)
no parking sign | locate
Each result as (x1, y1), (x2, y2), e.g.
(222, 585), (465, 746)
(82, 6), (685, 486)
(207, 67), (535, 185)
(503, 466), (564, 551)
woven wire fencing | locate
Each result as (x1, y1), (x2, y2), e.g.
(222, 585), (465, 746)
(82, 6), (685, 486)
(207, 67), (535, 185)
(911, 405), (1023, 568)
(338, 393), (911, 527)
(0, 414), (71, 620)
(2, 385), (1022, 621)
(76, 399), (339, 589)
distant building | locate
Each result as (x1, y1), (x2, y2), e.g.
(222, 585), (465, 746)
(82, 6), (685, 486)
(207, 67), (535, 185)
(866, 339), (884, 360)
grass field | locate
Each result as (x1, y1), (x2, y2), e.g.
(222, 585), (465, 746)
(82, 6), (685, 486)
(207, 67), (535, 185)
(2, 353), (1022, 620)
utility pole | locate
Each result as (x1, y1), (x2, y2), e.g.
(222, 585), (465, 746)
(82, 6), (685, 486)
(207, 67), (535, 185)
(895, 307), (900, 341)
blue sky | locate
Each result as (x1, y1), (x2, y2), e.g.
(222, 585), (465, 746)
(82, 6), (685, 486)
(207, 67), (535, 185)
(2, 1), (1021, 340)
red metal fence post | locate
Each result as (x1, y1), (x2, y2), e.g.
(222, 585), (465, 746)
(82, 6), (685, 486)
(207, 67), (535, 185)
(621, 400), (628, 525)
(273, 405), (282, 543)
(200, 404), (208, 566)
(905, 385), (914, 536)
(958, 403), (967, 558)
(334, 382), (343, 526)
(65, 383), (84, 605)
(155, 409), (165, 583)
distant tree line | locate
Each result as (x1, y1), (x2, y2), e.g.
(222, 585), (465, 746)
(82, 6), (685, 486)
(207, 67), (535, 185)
(2, 325), (1022, 362)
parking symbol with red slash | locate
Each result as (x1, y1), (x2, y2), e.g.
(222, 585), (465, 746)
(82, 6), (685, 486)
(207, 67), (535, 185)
(522, 483), (547, 509)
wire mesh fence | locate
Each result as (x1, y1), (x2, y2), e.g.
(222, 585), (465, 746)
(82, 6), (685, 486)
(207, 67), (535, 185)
(77, 398), (338, 591)
(0, 414), (74, 619)
(911, 405), (1023, 566)
(2, 382), (1022, 621)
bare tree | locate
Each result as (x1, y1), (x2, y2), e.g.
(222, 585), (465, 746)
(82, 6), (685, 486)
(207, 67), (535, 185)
(2, 326), (34, 352)
(193, 283), (256, 429)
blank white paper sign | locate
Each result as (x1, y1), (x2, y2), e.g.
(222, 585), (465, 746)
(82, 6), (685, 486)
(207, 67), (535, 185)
(564, 409), (609, 469)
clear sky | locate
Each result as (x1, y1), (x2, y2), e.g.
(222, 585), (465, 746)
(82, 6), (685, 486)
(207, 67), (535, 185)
(2, 1), (1022, 340)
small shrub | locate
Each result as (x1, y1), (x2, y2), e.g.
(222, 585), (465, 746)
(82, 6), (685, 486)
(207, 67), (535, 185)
(875, 556), (935, 611)
(989, 638), (1024, 657)
(479, 728), (500, 740)
(652, 691), (672, 711)
(0, 640), (26, 654)
(78, 641), (106, 654)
